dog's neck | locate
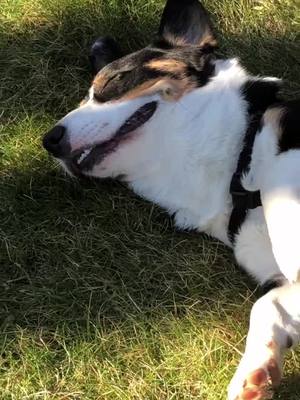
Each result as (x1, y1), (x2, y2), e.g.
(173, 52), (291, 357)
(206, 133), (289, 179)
(124, 58), (250, 239)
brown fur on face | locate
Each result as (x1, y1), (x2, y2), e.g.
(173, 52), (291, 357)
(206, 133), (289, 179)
(90, 41), (215, 104)
(146, 59), (187, 74)
(120, 76), (197, 102)
(93, 72), (111, 95)
(91, 55), (201, 103)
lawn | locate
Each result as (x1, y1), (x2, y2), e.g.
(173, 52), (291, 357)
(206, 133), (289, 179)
(0, 0), (300, 399)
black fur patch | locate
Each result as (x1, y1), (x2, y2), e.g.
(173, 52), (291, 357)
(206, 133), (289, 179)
(260, 276), (286, 295)
(242, 79), (281, 114)
(158, 0), (216, 48)
(286, 335), (294, 349)
(278, 100), (300, 152)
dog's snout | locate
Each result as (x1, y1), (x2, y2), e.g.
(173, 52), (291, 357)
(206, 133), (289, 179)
(43, 125), (68, 157)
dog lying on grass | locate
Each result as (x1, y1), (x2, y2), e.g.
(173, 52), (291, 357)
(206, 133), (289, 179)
(43, 0), (300, 398)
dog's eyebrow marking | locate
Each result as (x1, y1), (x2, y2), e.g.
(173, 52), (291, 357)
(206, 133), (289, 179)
(93, 72), (112, 94)
(263, 106), (285, 138)
(119, 78), (163, 100)
(145, 59), (187, 74)
(119, 76), (197, 102)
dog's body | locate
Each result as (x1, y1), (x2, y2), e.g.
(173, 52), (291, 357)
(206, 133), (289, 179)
(43, 1), (300, 398)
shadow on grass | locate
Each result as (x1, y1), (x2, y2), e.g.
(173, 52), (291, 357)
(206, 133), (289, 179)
(273, 374), (300, 400)
(1, 160), (247, 329)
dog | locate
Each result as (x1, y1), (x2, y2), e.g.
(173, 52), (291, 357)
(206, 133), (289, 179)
(43, 0), (300, 398)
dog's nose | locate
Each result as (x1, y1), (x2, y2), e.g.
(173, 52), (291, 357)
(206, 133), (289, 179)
(43, 125), (68, 157)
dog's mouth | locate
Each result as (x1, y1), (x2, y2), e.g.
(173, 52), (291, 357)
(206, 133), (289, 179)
(69, 101), (157, 174)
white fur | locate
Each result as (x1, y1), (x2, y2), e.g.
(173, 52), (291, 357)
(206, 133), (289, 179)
(234, 207), (282, 284)
(58, 57), (300, 398)
(228, 283), (300, 399)
(61, 59), (248, 244)
(241, 122), (300, 284)
(261, 150), (300, 283)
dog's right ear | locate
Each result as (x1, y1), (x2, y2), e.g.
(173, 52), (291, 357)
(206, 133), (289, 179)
(89, 36), (122, 76)
(158, 0), (217, 50)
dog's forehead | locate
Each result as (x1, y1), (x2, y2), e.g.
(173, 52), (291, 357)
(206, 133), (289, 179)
(91, 48), (165, 102)
(97, 45), (207, 77)
(92, 45), (211, 103)
(95, 48), (165, 82)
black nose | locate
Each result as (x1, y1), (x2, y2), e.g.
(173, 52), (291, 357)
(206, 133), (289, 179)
(43, 125), (68, 157)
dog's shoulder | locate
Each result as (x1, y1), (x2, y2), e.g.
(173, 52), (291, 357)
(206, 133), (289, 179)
(262, 99), (300, 153)
(242, 77), (281, 114)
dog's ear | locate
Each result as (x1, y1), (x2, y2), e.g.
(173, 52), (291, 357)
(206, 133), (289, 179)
(158, 0), (217, 50)
(89, 36), (122, 76)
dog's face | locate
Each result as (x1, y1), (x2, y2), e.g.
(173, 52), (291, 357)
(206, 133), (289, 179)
(43, 0), (217, 179)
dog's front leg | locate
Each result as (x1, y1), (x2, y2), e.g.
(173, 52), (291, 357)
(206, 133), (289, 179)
(229, 150), (300, 399)
(228, 283), (300, 400)
(260, 150), (300, 284)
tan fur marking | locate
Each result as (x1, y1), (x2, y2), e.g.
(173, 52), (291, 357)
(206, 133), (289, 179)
(199, 31), (217, 47)
(146, 59), (187, 74)
(163, 29), (217, 48)
(93, 73), (109, 93)
(118, 77), (197, 102)
(80, 98), (88, 107)
(163, 31), (189, 47)
(119, 78), (162, 101)
(263, 107), (285, 138)
(92, 62), (197, 103)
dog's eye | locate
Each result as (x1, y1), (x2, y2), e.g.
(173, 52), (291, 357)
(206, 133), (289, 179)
(93, 71), (132, 102)
(103, 71), (129, 89)
(114, 73), (124, 81)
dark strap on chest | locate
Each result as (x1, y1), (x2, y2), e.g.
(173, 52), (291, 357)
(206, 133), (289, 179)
(228, 114), (262, 244)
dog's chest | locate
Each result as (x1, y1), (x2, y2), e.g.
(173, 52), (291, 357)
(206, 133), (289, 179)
(128, 60), (255, 243)
(130, 129), (245, 243)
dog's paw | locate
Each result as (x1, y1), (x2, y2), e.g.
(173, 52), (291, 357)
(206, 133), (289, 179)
(228, 344), (282, 400)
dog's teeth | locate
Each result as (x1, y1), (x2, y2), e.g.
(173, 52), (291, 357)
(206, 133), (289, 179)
(77, 148), (92, 164)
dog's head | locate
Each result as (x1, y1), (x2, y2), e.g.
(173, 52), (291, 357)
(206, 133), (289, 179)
(43, 0), (217, 179)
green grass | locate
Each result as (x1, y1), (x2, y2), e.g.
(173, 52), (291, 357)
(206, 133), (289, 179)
(0, 0), (300, 398)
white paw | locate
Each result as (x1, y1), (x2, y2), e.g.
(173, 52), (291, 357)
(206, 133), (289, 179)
(228, 342), (282, 400)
